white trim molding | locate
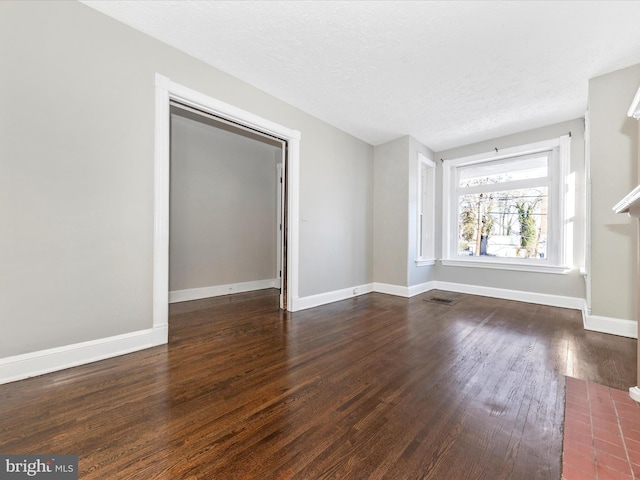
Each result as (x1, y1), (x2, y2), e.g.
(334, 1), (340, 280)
(169, 279), (278, 303)
(293, 283), (374, 311)
(0, 327), (166, 385)
(154, 73), (301, 318)
(416, 152), (436, 264)
(153, 74), (171, 346)
(613, 184), (640, 216)
(582, 308), (637, 339)
(372, 281), (435, 298)
(329, 280), (637, 340)
(432, 281), (638, 338)
(629, 387), (640, 402)
(372, 283), (411, 298)
(628, 85), (640, 119)
(442, 135), (571, 271)
(415, 259), (436, 267)
(373, 280), (581, 309)
(433, 281), (583, 310)
(440, 259), (572, 275)
(408, 281), (436, 297)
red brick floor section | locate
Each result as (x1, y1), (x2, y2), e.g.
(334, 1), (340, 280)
(563, 376), (640, 480)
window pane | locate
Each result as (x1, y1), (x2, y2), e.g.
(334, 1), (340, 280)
(457, 187), (548, 259)
(458, 153), (549, 188)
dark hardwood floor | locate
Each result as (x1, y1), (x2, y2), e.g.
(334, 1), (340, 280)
(0, 289), (636, 479)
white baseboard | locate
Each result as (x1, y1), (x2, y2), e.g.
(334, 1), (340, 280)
(289, 280), (637, 339)
(292, 280), (433, 310)
(431, 282), (636, 339)
(293, 281), (434, 310)
(408, 281), (437, 297)
(372, 282), (411, 297)
(373, 279), (584, 310)
(433, 281), (584, 310)
(372, 281), (436, 298)
(0, 326), (167, 385)
(169, 279), (278, 303)
(153, 323), (169, 345)
(292, 283), (374, 311)
(582, 310), (637, 339)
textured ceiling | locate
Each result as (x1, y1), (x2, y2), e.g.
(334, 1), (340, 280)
(81, 0), (640, 151)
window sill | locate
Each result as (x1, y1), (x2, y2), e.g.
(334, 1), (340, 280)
(440, 258), (573, 275)
(415, 258), (436, 267)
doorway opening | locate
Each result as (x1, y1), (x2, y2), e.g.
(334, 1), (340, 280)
(152, 74), (301, 346)
(168, 103), (285, 308)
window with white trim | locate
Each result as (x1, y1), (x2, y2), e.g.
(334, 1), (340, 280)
(416, 153), (435, 266)
(442, 135), (571, 274)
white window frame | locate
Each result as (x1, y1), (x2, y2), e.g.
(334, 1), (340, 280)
(441, 135), (572, 274)
(416, 152), (436, 266)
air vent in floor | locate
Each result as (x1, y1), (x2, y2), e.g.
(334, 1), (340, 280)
(424, 296), (458, 306)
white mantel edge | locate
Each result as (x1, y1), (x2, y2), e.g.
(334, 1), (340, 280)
(628, 85), (640, 119)
(613, 184), (640, 216)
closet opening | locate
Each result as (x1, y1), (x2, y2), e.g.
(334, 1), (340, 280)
(153, 74), (301, 344)
(168, 102), (288, 309)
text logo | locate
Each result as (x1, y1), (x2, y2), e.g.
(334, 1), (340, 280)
(0, 455), (78, 479)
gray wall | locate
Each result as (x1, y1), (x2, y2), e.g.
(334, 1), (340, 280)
(169, 110), (280, 291)
(588, 64), (640, 321)
(298, 121), (374, 296)
(373, 135), (436, 287)
(434, 119), (587, 299)
(373, 137), (410, 286)
(0, 1), (373, 357)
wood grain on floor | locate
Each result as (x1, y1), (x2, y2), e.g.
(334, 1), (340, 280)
(0, 289), (636, 479)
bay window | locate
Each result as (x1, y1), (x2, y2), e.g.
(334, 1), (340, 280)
(442, 135), (572, 273)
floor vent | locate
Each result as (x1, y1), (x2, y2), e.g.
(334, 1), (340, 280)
(424, 296), (458, 306)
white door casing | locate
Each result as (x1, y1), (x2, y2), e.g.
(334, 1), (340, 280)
(153, 74), (301, 344)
